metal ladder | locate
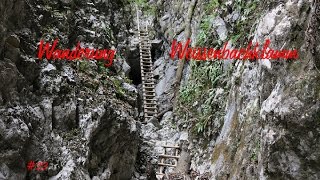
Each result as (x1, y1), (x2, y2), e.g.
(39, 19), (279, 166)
(136, 7), (157, 122)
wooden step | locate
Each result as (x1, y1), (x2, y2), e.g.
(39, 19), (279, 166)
(157, 163), (176, 167)
(144, 90), (156, 93)
(141, 60), (152, 62)
(144, 106), (157, 109)
(162, 145), (180, 148)
(144, 94), (156, 97)
(158, 154), (180, 159)
(144, 102), (157, 105)
(145, 99), (157, 101)
(141, 64), (153, 67)
(140, 45), (151, 47)
(145, 111), (157, 115)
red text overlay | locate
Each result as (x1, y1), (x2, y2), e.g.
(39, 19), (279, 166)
(170, 39), (299, 61)
(38, 39), (116, 67)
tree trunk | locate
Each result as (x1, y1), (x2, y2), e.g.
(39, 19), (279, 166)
(173, 0), (198, 108)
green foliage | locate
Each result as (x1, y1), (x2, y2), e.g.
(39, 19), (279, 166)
(250, 140), (260, 162)
(205, 0), (220, 13)
(230, 0), (260, 44)
(179, 83), (199, 104)
(111, 77), (126, 97)
(97, 61), (110, 75)
(196, 15), (215, 46)
(129, 0), (156, 16)
(79, 60), (90, 72)
(130, 0), (148, 7)
(196, 31), (208, 46)
(178, 61), (224, 136)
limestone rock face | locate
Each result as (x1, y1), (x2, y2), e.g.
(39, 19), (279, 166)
(0, 0), (139, 179)
(0, 0), (319, 179)
(142, 0), (320, 179)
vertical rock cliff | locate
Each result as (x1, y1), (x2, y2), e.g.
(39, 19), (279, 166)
(0, 0), (319, 180)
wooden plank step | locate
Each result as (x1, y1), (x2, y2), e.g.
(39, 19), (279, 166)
(144, 106), (157, 109)
(143, 91), (156, 96)
(143, 87), (154, 90)
(158, 154), (180, 159)
(157, 163), (176, 167)
(142, 64), (153, 67)
(144, 94), (156, 97)
(143, 85), (154, 88)
(145, 111), (157, 115)
(140, 57), (152, 59)
(162, 145), (180, 148)
(142, 80), (156, 83)
(143, 107), (157, 109)
(143, 83), (154, 85)
(141, 59), (152, 62)
(140, 54), (151, 56)
(144, 102), (157, 105)
(141, 61), (152, 63)
(144, 90), (156, 93)
(141, 65), (152, 67)
(145, 99), (157, 101)
(140, 50), (150, 52)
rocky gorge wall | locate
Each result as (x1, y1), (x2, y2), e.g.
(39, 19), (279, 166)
(0, 0), (319, 180)
(145, 0), (320, 179)
(0, 0), (142, 179)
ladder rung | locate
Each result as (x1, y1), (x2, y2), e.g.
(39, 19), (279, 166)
(145, 99), (157, 101)
(142, 69), (152, 72)
(142, 71), (153, 74)
(145, 106), (157, 109)
(141, 57), (152, 60)
(143, 77), (155, 80)
(162, 145), (180, 148)
(141, 61), (152, 63)
(145, 111), (157, 115)
(144, 90), (156, 93)
(158, 154), (180, 159)
(157, 163), (176, 167)
(142, 64), (152, 67)
(144, 94), (155, 97)
(145, 102), (157, 105)
(143, 84), (154, 86)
